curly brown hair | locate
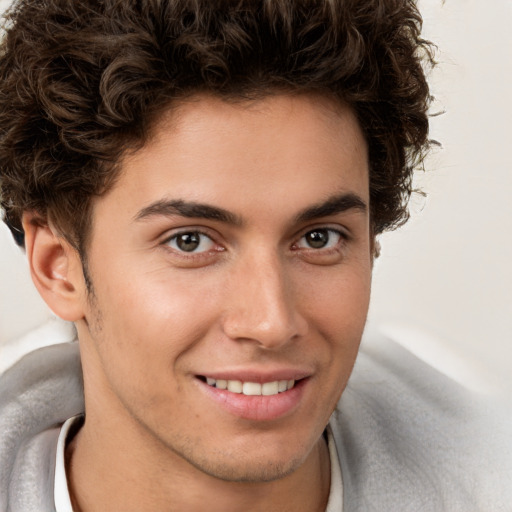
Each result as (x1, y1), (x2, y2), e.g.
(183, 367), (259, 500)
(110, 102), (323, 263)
(0, 0), (434, 253)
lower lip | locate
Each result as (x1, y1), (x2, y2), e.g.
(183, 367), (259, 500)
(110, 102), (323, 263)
(197, 378), (308, 421)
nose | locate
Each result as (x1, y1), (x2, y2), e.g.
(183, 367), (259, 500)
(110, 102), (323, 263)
(221, 252), (308, 349)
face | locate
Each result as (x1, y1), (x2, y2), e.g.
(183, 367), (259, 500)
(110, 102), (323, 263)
(76, 93), (372, 482)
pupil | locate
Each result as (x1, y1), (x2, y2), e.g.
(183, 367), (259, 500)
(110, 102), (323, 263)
(306, 230), (328, 248)
(177, 232), (200, 252)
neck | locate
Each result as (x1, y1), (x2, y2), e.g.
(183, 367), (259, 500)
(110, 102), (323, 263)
(66, 412), (331, 512)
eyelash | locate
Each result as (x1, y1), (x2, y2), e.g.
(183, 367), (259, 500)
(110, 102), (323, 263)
(292, 228), (347, 252)
(162, 230), (222, 256)
(162, 227), (347, 257)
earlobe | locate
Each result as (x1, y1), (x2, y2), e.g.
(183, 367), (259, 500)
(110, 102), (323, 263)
(369, 237), (381, 269)
(22, 213), (86, 322)
(373, 239), (381, 259)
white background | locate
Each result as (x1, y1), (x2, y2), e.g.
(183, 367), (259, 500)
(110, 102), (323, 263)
(369, 0), (512, 392)
(1, 0), (511, 391)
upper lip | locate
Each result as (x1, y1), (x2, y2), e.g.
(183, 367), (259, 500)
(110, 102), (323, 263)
(196, 367), (312, 383)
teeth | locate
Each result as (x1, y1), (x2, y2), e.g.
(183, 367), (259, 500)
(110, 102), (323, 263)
(206, 377), (228, 393)
(216, 379), (227, 390)
(205, 378), (296, 396)
(242, 382), (261, 395)
(262, 381), (279, 396)
(227, 380), (243, 393)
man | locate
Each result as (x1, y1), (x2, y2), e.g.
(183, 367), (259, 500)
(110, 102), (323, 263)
(0, 0), (510, 511)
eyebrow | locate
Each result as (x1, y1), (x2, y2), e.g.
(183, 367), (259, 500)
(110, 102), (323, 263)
(134, 199), (243, 226)
(294, 193), (367, 223)
(134, 192), (367, 226)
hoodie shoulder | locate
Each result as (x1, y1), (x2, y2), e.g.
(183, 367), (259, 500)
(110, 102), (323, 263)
(0, 342), (84, 512)
(330, 334), (512, 512)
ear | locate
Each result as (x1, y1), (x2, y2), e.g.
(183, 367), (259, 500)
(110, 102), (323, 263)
(373, 238), (381, 259)
(22, 212), (86, 322)
(369, 235), (381, 269)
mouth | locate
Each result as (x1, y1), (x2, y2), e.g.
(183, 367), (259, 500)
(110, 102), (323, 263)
(198, 376), (296, 396)
(195, 373), (307, 420)
(195, 368), (312, 422)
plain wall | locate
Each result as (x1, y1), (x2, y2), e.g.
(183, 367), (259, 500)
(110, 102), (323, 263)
(368, 0), (512, 391)
(0, 0), (511, 390)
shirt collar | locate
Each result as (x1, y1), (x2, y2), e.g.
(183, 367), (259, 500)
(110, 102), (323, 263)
(55, 416), (343, 511)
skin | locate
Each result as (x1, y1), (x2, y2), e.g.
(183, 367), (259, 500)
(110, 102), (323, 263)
(25, 93), (373, 511)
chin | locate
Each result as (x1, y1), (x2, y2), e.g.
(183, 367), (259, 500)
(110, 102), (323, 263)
(168, 433), (313, 484)
(191, 453), (306, 483)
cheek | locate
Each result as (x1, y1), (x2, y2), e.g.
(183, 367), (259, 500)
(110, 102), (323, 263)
(300, 262), (372, 332)
(87, 268), (219, 379)
(300, 263), (371, 398)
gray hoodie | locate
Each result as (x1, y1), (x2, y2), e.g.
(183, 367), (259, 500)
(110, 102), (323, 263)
(1, 335), (511, 511)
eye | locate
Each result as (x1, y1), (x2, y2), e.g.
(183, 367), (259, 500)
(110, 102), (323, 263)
(165, 231), (216, 253)
(296, 228), (343, 250)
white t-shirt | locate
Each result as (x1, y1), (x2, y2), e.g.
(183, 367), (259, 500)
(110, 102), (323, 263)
(54, 416), (343, 512)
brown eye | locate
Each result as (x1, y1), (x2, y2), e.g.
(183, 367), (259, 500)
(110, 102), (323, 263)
(305, 229), (329, 248)
(297, 229), (342, 250)
(166, 231), (215, 253)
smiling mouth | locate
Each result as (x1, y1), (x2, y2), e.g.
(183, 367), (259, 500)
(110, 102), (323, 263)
(198, 376), (296, 396)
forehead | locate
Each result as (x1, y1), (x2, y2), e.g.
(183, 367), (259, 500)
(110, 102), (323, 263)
(93, 93), (369, 225)
(149, 92), (367, 177)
